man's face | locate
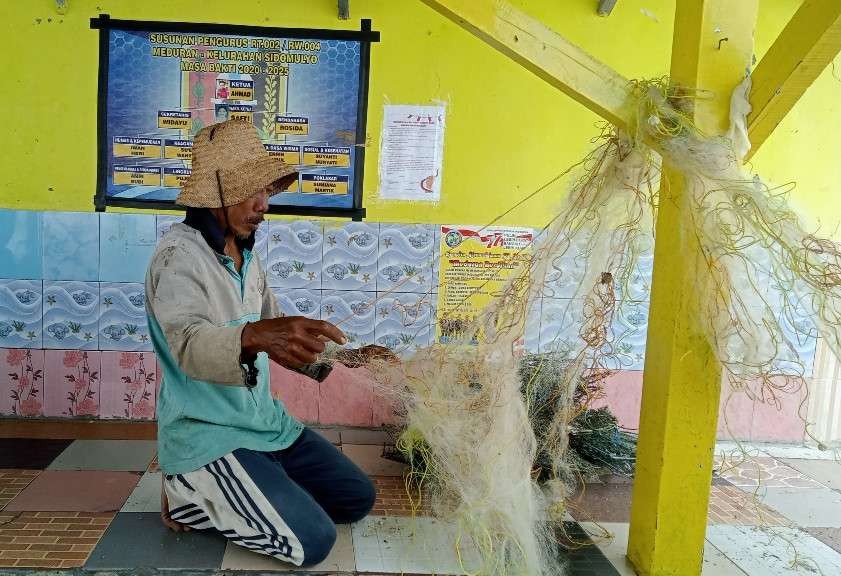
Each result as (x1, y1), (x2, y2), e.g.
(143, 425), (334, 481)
(226, 189), (269, 239)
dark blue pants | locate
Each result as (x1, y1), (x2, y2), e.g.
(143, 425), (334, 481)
(164, 428), (376, 566)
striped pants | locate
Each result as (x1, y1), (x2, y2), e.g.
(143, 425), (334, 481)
(163, 428), (376, 567)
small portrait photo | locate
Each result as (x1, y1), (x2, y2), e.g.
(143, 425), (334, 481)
(214, 104), (230, 123)
(215, 78), (230, 100)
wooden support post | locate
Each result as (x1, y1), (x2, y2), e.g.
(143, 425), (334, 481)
(627, 1), (758, 575)
(419, 0), (634, 128)
(746, 0), (841, 160)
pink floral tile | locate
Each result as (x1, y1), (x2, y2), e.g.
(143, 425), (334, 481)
(318, 364), (374, 427)
(44, 350), (101, 418)
(0, 348), (45, 416)
(268, 361), (319, 423)
(100, 351), (158, 420)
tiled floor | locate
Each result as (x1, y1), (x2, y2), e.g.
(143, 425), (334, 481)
(0, 434), (839, 575)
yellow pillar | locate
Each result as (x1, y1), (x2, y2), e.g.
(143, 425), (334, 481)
(627, 1), (758, 575)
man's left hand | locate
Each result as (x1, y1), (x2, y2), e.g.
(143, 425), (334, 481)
(335, 345), (399, 368)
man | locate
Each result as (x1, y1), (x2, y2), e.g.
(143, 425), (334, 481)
(146, 119), (385, 567)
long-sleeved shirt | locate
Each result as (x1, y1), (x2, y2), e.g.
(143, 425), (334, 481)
(145, 210), (302, 474)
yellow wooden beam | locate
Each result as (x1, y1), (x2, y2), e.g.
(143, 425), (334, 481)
(627, 1), (758, 575)
(418, 0), (634, 129)
(747, 0), (841, 160)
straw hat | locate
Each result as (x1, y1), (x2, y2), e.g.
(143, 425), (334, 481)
(177, 119), (298, 208)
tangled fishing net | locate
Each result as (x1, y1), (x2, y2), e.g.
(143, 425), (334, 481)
(324, 77), (841, 575)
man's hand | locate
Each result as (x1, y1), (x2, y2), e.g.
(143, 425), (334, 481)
(160, 478), (191, 533)
(335, 345), (400, 368)
(242, 317), (346, 370)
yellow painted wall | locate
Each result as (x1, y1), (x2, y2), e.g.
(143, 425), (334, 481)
(0, 0), (837, 233)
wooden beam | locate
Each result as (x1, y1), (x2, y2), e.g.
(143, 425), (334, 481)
(627, 1), (758, 575)
(419, 0), (633, 128)
(747, 0), (841, 159)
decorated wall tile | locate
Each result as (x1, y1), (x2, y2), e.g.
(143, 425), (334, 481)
(0, 348), (45, 417)
(611, 300), (649, 371)
(44, 350), (101, 418)
(0, 210), (42, 280)
(775, 302), (818, 377)
(42, 211), (99, 281)
(99, 213), (157, 283)
(0, 279), (43, 348)
(322, 222), (378, 291)
(99, 283), (151, 351)
(321, 290), (376, 347)
(374, 292), (434, 354)
(100, 351), (158, 420)
(267, 220), (323, 289)
(156, 214), (182, 240)
(377, 224), (435, 294)
(42, 281), (99, 350)
(538, 298), (584, 358)
(271, 287), (321, 319)
(253, 221), (270, 272)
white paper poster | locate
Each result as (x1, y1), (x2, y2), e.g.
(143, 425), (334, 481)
(379, 104), (446, 202)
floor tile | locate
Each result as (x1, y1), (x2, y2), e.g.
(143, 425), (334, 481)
(120, 472), (161, 513)
(340, 428), (392, 445)
(759, 487), (841, 527)
(707, 525), (841, 575)
(805, 527), (841, 554)
(370, 475), (432, 517)
(780, 458), (841, 491)
(5, 471), (140, 512)
(352, 515), (481, 574)
(0, 510), (114, 569)
(568, 483), (632, 523)
(707, 485), (789, 525)
(557, 521), (622, 576)
(85, 511), (227, 570)
(0, 470), (40, 509)
(758, 444), (839, 461)
(0, 439), (72, 469)
(716, 456), (824, 488)
(311, 428), (341, 445)
(47, 440), (157, 471)
(342, 444), (406, 476)
(702, 541), (751, 575)
(220, 524), (354, 571)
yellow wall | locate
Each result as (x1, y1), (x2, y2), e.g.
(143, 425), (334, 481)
(0, 0), (837, 233)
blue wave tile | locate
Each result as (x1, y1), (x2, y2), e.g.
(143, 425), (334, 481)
(99, 214), (157, 283)
(322, 223), (379, 291)
(0, 280), (43, 348)
(321, 290), (376, 347)
(374, 292), (434, 355)
(267, 220), (323, 290)
(42, 212), (100, 281)
(99, 283), (151, 352)
(253, 221), (270, 272)
(0, 210), (42, 280)
(271, 288), (321, 320)
(42, 281), (99, 350)
(377, 224), (435, 294)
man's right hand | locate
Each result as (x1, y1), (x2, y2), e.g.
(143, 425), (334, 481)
(242, 317), (347, 370)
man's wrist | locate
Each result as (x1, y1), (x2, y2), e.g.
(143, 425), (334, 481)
(240, 321), (261, 360)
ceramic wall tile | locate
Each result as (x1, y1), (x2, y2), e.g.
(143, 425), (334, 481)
(42, 211), (99, 281)
(374, 292), (434, 355)
(156, 214), (182, 240)
(517, 298), (542, 355)
(377, 224), (435, 294)
(775, 301), (818, 376)
(271, 287), (321, 319)
(0, 210), (42, 280)
(253, 221), (269, 272)
(542, 255), (587, 299)
(44, 350), (101, 418)
(321, 290), (376, 347)
(99, 213), (157, 283)
(42, 281), (99, 350)
(100, 351), (158, 420)
(615, 252), (653, 303)
(99, 283), (151, 351)
(538, 298), (584, 359)
(0, 279), (43, 348)
(431, 226), (441, 293)
(611, 300), (649, 371)
(321, 222), (378, 291)
(267, 220), (323, 289)
(0, 348), (45, 416)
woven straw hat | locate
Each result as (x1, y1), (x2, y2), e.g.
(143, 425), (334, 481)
(177, 119), (298, 208)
